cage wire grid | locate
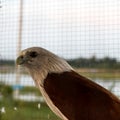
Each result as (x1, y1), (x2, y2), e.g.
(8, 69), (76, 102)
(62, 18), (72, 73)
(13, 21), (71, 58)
(0, 0), (120, 120)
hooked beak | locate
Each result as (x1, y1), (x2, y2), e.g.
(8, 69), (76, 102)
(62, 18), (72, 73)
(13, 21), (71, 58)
(16, 55), (28, 65)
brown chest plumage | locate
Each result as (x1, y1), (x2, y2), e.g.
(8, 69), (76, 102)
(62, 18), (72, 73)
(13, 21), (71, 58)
(44, 71), (120, 120)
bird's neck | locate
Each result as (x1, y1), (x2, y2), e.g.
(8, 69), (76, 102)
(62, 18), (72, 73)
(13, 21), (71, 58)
(27, 58), (72, 88)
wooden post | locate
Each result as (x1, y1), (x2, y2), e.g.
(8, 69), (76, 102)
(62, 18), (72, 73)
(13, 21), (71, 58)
(15, 0), (23, 98)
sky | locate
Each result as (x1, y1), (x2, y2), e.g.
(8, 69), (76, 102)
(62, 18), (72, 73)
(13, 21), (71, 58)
(0, 0), (120, 60)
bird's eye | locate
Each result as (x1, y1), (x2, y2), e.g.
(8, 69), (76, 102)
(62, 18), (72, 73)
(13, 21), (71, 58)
(29, 51), (38, 58)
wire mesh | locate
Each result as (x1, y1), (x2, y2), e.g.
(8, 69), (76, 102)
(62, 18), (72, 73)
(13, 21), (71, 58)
(0, 0), (120, 120)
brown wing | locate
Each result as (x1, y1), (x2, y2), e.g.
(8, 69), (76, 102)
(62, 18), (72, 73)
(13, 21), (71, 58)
(44, 70), (120, 120)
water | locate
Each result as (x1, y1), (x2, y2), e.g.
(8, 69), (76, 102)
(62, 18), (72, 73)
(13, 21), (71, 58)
(0, 73), (120, 97)
(0, 73), (35, 86)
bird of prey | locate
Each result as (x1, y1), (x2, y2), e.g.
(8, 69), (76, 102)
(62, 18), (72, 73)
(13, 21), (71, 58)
(16, 47), (120, 120)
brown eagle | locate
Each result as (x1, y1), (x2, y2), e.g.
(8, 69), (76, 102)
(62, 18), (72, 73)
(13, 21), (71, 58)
(16, 47), (120, 120)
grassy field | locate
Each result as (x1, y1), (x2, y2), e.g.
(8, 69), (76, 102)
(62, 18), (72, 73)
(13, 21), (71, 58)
(19, 86), (42, 95)
(0, 99), (60, 120)
(76, 68), (120, 79)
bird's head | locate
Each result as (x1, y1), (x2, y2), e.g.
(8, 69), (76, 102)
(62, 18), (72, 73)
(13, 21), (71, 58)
(16, 47), (72, 80)
(16, 47), (50, 68)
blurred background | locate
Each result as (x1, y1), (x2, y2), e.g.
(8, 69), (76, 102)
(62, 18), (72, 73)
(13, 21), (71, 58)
(0, 0), (120, 120)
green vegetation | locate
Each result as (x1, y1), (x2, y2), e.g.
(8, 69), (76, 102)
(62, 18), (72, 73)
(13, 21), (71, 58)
(19, 86), (41, 96)
(0, 84), (60, 120)
(0, 100), (60, 120)
(0, 83), (13, 97)
(78, 70), (120, 79)
(67, 56), (120, 69)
